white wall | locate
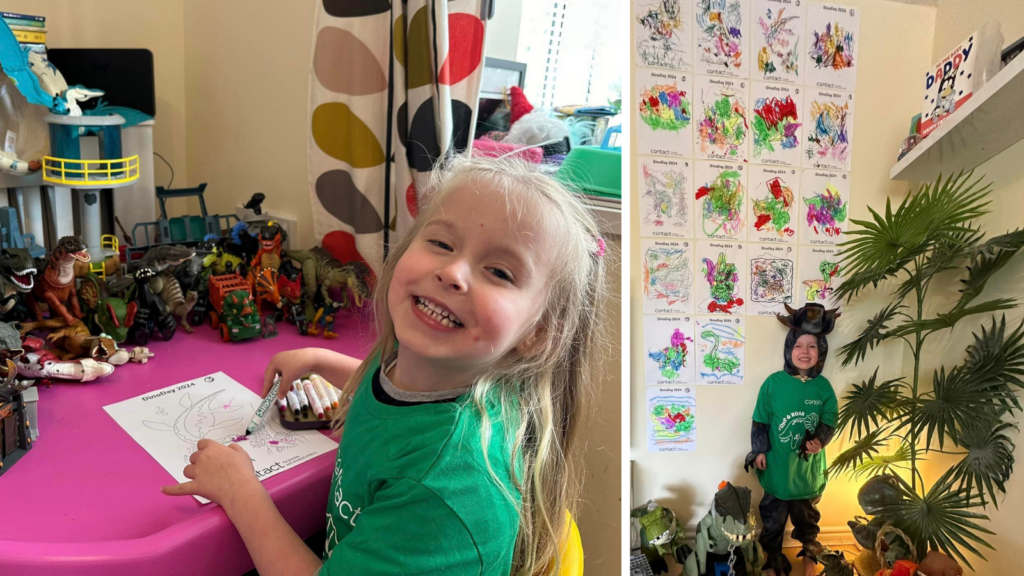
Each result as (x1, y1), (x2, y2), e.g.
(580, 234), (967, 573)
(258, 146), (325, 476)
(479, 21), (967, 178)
(485, 0), (525, 59)
(629, 0), (937, 556)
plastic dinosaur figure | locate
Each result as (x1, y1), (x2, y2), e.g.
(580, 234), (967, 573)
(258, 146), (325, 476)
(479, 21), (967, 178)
(27, 236), (90, 325)
(277, 260), (309, 334)
(0, 247), (36, 321)
(138, 245), (195, 273)
(308, 296), (342, 339)
(250, 221), (287, 271)
(129, 267), (177, 345)
(76, 274), (138, 343)
(151, 270), (198, 333)
(684, 482), (764, 576)
(284, 247), (372, 318)
(817, 547), (855, 576)
(45, 323), (119, 362)
(701, 330), (741, 374)
(630, 500), (692, 575)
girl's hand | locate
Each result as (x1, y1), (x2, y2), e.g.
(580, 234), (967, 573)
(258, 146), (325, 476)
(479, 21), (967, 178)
(263, 348), (321, 399)
(805, 439), (822, 455)
(161, 439), (262, 508)
(755, 453), (767, 470)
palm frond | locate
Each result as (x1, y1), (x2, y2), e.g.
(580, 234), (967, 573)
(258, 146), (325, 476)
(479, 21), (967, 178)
(851, 443), (914, 480)
(828, 427), (893, 478)
(912, 364), (1015, 450)
(957, 230), (1024, 307)
(947, 422), (1016, 510)
(895, 226), (983, 300)
(837, 368), (906, 438)
(887, 299), (1018, 339)
(838, 303), (907, 368)
(962, 316), (1024, 408)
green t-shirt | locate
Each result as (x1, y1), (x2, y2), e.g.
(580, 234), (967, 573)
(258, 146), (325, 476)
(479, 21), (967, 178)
(318, 352), (521, 576)
(752, 370), (838, 500)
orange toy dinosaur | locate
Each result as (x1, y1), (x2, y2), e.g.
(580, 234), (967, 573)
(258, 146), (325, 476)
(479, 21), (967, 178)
(26, 236), (90, 325)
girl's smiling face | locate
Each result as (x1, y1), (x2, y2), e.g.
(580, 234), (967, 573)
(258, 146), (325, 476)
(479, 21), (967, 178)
(388, 183), (556, 374)
(792, 334), (820, 374)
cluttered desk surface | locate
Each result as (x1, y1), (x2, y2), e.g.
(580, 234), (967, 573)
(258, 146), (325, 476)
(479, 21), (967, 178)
(0, 316), (373, 576)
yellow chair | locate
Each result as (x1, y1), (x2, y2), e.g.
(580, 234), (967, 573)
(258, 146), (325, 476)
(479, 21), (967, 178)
(555, 511), (584, 576)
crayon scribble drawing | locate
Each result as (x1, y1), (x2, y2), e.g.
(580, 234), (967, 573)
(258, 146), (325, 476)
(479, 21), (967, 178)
(643, 315), (696, 384)
(752, 176), (795, 239)
(804, 259), (841, 303)
(696, 82), (748, 161)
(641, 159), (692, 237)
(649, 328), (693, 380)
(752, 95), (801, 161)
(695, 0), (745, 74)
(646, 387), (697, 452)
(803, 97), (853, 170)
(696, 318), (745, 385)
(701, 252), (744, 314)
(642, 241), (695, 313)
(639, 83), (691, 133)
(803, 182), (848, 239)
(749, 249), (795, 315)
(798, 246), (844, 309)
(635, 0), (691, 70)
(809, 21), (854, 73)
(696, 168), (745, 238)
(756, 6), (800, 80)
(637, 70), (693, 157)
(805, 3), (860, 90)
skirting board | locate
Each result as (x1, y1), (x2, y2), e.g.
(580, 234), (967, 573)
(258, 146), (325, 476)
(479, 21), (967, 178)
(674, 525), (860, 548)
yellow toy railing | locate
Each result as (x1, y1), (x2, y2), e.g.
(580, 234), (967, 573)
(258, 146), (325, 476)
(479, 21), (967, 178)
(89, 235), (121, 279)
(42, 155), (140, 186)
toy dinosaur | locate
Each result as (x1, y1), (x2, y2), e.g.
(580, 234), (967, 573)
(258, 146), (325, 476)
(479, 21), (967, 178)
(137, 245), (195, 273)
(0, 248), (36, 321)
(630, 500), (692, 575)
(817, 547), (854, 576)
(129, 267), (177, 345)
(26, 236), (90, 325)
(75, 274), (139, 343)
(250, 221), (287, 270)
(249, 266), (282, 312)
(16, 343), (114, 383)
(151, 270), (198, 333)
(308, 295), (342, 339)
(684, 482), (764, 576)
(0, 321), (21, 389)
(277, 259), (309, 334)
(284, 247), (372, 318)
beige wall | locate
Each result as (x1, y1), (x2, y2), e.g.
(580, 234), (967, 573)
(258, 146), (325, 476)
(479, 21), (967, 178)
(629, 0), (936, 556)
(922, 2), (1024, 572)
(6, 0), (188, 198)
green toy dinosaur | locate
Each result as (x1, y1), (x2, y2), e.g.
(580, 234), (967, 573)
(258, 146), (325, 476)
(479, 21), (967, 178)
(684, 482), (764, 576)
(701, 330), (741, 374)
(631, 500), (692, 575)
(284, 247), (372, 317)
(817, 547), (855, 576)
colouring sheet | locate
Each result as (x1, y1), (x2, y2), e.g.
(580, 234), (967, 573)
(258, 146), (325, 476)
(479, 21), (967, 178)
(634, 0), (693, 71)
(105, 372), (339, 503)
(637, 68), (694, 157)
(750, 82), (804, 166)
(642, 238), (696, 314)
(646, 386), (697, 452)
(694, 161), (747, 240)
(695, 240), (747, 315)
(694, 0), (749, 78)
(747, 243), (796, 316)
(799, 169), (849, 244)
(696, 316), (746, 384)
(694, 75), (749, 162)
(802, 88), (854, 172)
(798, 245), (843, 309)
(747, 165), (799, 243)
(639, 156), (694, 238)
(805, 3), (860, 92)
(643, 315), (697, 385)
(753, 0), (806, 84)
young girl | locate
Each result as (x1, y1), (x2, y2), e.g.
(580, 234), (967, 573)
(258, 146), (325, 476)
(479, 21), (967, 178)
(160, 155), (608, 576)
(744, 304), (840, 576)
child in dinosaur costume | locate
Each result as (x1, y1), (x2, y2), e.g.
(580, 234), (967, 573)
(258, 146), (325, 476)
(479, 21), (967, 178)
(744, 303), (840, 576)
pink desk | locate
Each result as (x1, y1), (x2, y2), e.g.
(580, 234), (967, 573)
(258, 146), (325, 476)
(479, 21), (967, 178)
(0, 315), (374, 576)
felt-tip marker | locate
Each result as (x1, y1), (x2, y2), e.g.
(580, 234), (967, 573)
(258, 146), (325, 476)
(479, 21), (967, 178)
(303, 379), (325, 419)
(292, 380), (310, 413)
(245, 376), (281, 436)
(285, 390), (301, 416)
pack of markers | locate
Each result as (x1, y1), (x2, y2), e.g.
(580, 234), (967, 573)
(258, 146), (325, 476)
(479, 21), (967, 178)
(276, 373), (343, 430)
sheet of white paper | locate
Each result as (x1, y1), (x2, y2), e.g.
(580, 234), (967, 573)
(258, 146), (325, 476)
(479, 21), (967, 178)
(694, 76), (749, 162)
(748, 243), (797, 316)
(696, 316), (746, 385)
(636, 68), (694, 158)
(641, 238), (697, 315)
(750, 81), (804, 167)
(747, 165), (799, 244)
(799, 169), (850, 244)
(639, 156), (694, 239)
(801, 88), (855, 172)
(694, 160), (747, 240)
(646, 386), (697, 452)
(798, 245), (844, 310)
(752, 0), (807, 84)
(104, 372), (339, 503)
(694, 0), (750, 78)
(634, 0), (693, 71)
(804, 2), (860, 92)
(643, 314), (697, 385)
(694, 240), (747, 315)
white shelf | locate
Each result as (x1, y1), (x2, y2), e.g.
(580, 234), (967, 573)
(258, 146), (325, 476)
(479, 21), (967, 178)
(0, 171), (42, 189)
(891, 54), (1024, 182)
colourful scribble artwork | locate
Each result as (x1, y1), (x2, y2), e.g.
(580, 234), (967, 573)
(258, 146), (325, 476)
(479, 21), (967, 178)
(642, 162), (689, 230)
(698, 92), (748, 158)
(750, 256), (794, 305)
(702, 252), (743, 314)
(697, 319), (745, 384)
(647, 391), (697, 450)
(805, 99), (850, 165)
(696, 170), (744, 237)
(648, 329), (692, 379)
(804, 183), (847, 237)
(752, 177), (795, 238)
(696, 0), (744, 71)
(757, 7), (800, 77)
(643, 246), (694, 308)
(809, 21), (854, 71)
(752, 96), (801, 158)
(804, 259), (841, 301)
(640, 84), (692, 132)
(636, 0), (689, 69)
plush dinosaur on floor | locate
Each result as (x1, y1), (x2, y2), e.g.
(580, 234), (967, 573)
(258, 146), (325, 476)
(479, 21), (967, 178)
(284, 247), (372, 318)
(26, 236), (90, 325)
(631, 500), (692, 575)
(684, 482), (764, 576)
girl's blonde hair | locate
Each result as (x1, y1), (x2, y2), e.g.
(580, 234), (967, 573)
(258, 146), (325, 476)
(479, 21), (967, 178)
(332, 154), (608, 576)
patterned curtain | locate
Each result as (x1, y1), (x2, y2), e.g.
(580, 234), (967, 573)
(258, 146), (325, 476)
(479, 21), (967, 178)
(308, 0), (488, 275)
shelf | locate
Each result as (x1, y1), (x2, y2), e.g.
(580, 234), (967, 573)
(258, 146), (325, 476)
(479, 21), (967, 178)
(0, 170), (42, 189)
(581, 199), (622, 237)
(891, 54), (1024, 182)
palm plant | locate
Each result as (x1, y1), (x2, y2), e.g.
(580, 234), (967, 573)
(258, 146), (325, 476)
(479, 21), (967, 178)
(828, 171), (1024, 569)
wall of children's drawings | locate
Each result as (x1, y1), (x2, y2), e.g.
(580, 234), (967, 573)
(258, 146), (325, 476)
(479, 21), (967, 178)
(630, 0), (938, 535)
(636, 0), (858, 453)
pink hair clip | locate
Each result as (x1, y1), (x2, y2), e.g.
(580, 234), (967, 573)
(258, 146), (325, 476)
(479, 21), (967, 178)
(594, 237), (607, 257)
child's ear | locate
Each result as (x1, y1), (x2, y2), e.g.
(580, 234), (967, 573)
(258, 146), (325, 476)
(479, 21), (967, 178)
(515, 323), (546, 358)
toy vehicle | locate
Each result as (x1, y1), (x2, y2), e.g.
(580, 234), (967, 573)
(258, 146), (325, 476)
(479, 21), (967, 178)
(208, 274), (260, 342)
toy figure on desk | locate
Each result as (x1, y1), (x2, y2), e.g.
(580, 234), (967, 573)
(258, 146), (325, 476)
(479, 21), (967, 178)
(683, 481), (764, 576)
(26, 236), (90, 326)
(0, 248), (37, 322)
(277, 260), (309, 335)
(308, 295), (341, 339)
(250, 222), (287, 271)
(129, 267), (177, 345)
(77, 274), (138, 344)
(261, 315), (278, 339)
(284, 247), (372, 320)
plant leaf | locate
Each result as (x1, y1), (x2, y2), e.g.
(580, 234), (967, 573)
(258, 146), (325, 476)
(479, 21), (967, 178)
(947, 422), (1016, 510)
(838, 303), (907, 368)
(851, 443), (914, 480)
(896, 225), (983, 300)
(887, 299), (1018, 339)
(957, 230), (1024, 307)
(827, 427), (892, 478)
(837, 368), (906, 438)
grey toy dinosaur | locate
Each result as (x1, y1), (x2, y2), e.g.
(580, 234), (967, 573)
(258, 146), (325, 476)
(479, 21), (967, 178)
(138, 245), (196, 272)
(137, 246), (198, 332)
(283, 247), (372, 317)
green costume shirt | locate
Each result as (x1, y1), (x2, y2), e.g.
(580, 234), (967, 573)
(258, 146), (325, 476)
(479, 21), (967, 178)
(752, 371), (838, 500)
(318, 352), (521, 575)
